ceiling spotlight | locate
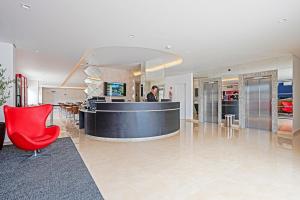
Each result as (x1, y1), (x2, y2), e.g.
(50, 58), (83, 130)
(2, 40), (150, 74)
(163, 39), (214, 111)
(165, 45), (172, 50)
(129, 35), (135, 38)
(278, 18), (288, 23)
(21, 3), (31, 10)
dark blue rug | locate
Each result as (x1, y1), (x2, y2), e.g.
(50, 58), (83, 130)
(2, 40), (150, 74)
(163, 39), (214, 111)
(0, 137), (104, 200)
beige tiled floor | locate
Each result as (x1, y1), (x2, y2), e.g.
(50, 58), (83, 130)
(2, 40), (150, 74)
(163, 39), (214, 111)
(57, 117), (300, 200)
(278, 118), (293, 134)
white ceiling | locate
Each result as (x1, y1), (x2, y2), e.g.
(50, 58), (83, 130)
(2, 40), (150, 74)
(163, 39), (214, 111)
(1, 0), (300, 86)
(15, 48), (77, 85)
(86, 46), (179, 68)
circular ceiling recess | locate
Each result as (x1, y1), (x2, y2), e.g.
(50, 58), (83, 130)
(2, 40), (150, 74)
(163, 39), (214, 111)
(84, 46), (183, 71)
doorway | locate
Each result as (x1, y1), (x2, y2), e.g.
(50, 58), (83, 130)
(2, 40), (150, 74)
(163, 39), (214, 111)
(135, 82), (141, 102)
(174, 83), (186, 119)
(222, 79), (239, 125)
(245, 76), (272, 131)
(277, 80), (293, 134)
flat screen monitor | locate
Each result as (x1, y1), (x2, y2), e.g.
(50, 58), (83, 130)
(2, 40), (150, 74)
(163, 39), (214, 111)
(90, 96), (105, 101)
(104, 82), (126, 96)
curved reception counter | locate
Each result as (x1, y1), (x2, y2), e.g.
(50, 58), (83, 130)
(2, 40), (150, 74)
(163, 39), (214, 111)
(79, 102), (180, 141)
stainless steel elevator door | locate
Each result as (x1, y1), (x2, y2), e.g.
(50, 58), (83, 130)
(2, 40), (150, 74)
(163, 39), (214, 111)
(212, 82), (219, 123)
(259, 78), (272, 130)
(245, 78), (259, 129)
(245, 77), (272, 131)
(203, 83), (212, 122)
(203, 82), (218, 123)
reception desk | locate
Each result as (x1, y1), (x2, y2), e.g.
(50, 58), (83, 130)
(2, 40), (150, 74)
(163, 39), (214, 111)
(79, 102), (180, 141)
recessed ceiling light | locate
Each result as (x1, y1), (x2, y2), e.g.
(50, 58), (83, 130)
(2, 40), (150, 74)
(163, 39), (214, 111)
(20, 3), (31, 10)
(165, 45), (172, 50)
(129, 35), (135, 38)
(278, 18), (288, 23)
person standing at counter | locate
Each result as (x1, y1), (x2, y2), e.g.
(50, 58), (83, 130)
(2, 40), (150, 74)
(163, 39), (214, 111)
(147, 85), (158, 102)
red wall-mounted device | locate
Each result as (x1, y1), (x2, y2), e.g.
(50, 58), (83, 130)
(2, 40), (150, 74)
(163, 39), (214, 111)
(15, 74), (28, 107)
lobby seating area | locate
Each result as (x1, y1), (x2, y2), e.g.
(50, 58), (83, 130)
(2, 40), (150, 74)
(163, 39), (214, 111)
(58, 102), (82, 121)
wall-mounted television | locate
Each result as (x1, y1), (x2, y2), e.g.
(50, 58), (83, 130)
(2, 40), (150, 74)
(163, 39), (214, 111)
(104, 82), (126, 96)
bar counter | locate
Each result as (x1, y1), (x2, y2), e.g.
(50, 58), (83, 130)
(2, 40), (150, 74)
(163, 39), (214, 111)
(79, 102), (180, 141)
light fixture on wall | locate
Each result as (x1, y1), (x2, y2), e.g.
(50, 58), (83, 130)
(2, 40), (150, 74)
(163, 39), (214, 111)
(20, 3), (31, 10)
(278, 18), (288, 23)
(146, 58), (183, 72)
(84, 66), (101, 79)
(133, 71), (141, 76)
(165, 45), (172, 50)
(83, 67), (102, 98)
(222, 78), (239, 82)
(86, 77), (101, 81)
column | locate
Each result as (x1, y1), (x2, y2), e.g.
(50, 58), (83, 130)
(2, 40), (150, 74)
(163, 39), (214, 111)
(293, 56), (300, 133)
(0, 42), (15, 142)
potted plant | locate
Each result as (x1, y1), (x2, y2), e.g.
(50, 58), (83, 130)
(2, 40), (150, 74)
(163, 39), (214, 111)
(0, 64), (14, 150)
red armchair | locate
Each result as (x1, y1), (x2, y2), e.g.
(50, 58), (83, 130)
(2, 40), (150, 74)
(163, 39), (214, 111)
(4, 104), (60, 157)
(281, 101), (293, 113)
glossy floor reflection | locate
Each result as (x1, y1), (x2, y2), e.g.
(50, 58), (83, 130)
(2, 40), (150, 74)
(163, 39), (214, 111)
(278, 118), (293, 133)
(58, 119), (300, 200)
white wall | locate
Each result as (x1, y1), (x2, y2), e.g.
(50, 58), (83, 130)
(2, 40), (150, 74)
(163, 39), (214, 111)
(27, 80), (39, 105)
(203, 55), (293, 79)
(85, 67), (136, 101)
(293, 56), (300, 132)
(0, 42), (15, 107)
(0, 42), (15, 142)
(165, 73), (193, 119)
(42, 87), (86, 104)
(100, 67), (135, 101)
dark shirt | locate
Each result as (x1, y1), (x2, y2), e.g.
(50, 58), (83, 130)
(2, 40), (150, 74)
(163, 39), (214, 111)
(146, 92), (158, 102)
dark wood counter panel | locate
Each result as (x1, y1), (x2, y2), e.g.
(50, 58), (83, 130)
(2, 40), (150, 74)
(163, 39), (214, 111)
(79, 102), (180, 139)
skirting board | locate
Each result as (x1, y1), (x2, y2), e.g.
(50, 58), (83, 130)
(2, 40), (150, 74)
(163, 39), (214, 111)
(86, 130), (179, 142)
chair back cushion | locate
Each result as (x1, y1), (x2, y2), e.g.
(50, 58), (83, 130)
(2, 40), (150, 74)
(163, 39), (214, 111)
(281, 101), (293, 107)
(4, 104), (53, 138)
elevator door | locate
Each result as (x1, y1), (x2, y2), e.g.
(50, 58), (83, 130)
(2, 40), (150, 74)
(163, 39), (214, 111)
(203, 82), (218, 123)
(245, 77), (272, 131)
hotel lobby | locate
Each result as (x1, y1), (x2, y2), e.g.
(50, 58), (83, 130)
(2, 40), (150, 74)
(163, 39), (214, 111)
(1, 1), (300, 200)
